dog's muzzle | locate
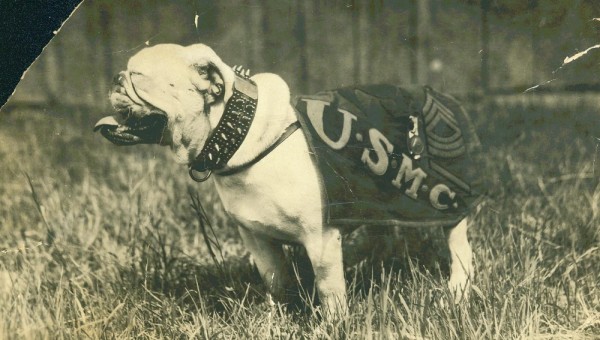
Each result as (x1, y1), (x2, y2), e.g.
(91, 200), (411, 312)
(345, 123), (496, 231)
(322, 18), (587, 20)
(94, 72), (168, 146)
(94, 114), (167, 146)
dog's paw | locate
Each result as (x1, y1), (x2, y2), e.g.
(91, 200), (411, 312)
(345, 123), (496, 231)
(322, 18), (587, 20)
(448, 274), (471, 304)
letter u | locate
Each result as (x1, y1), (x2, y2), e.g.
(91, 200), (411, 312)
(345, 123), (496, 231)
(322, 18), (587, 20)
(303, 99), (357, 150)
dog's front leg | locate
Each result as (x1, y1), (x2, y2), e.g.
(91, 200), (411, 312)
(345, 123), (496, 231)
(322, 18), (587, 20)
(238, 227), (290, 306)
(304, 227), (347, 317)
(445, 217), (474, 303)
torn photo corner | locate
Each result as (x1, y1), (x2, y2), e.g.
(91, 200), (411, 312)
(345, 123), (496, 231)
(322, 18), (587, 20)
(0, 1), (81, 110)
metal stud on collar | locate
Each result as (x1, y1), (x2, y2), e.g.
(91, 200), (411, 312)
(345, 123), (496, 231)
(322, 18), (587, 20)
(232, 65), (251, 79)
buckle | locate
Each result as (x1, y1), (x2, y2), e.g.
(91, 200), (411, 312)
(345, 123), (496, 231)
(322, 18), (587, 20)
(189, 168), (212, 182)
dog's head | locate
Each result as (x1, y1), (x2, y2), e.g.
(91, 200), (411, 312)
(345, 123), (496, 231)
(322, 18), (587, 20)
(94, 43), (236, 163)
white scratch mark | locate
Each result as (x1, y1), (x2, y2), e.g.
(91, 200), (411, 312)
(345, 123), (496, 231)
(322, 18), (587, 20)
(527, 42), (600, 92)
(524, 78), (557, 93)
(594, 137), (600, 177)
(109, 34), (160, 55)
(562, 44), (600, 66)
(194, 14), (199, 30)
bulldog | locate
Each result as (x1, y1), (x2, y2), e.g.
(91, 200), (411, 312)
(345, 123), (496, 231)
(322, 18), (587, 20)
(95, 43), (475, 316)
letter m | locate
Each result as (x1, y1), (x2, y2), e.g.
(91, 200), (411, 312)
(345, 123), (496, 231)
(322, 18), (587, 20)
(391, 154), (428, 199)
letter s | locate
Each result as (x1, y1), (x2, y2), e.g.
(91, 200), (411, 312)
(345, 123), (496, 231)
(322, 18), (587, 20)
(361, 129), (393, 176)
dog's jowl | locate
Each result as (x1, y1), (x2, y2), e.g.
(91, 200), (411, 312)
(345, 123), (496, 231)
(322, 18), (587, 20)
(95, 43), (483, 316)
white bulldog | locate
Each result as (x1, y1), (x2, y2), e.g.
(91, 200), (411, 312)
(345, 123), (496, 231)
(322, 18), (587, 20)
(95, 43), (474, 316)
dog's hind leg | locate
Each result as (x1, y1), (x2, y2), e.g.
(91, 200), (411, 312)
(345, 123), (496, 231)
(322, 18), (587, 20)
(238, 227), (290, 306)
(445, 217), (473, 304)
(304, 227), (347, 317)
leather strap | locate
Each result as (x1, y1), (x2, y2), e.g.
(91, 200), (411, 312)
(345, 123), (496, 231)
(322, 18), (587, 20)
(189, 121), (300, 181)
(216, 121), (301, 177)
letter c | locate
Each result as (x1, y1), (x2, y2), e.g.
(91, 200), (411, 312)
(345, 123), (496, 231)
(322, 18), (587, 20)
(429, 184), (456, 210)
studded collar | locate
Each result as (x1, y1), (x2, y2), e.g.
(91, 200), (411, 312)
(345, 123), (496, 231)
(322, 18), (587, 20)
(189, 74), (258, 180)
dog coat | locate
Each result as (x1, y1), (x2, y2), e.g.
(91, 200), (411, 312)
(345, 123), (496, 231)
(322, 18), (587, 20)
(294, 85), (484, 227)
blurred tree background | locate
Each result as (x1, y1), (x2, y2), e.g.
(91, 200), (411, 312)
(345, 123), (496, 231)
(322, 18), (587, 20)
(4, 0), (600, 112)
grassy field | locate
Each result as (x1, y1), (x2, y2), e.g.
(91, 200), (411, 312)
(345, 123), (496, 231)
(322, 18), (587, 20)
(0, 97), (599, 339)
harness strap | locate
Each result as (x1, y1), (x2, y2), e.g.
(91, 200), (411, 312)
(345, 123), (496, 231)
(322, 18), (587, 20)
(189, 121), (301, 181)
(216, 121), (301, 177)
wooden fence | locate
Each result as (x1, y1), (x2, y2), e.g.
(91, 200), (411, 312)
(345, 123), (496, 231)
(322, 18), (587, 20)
(6, 0), (600, 111)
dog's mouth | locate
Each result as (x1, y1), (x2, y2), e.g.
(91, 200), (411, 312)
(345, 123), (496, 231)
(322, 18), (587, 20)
(94, 113), (168, 146)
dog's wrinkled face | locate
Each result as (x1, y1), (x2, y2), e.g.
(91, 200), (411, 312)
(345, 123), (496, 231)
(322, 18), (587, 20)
(95, 69), (170, 146)
(95, 44), (235, 163)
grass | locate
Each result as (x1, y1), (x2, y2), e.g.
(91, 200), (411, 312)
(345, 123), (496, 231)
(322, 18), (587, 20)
(0, 97), (599, 339)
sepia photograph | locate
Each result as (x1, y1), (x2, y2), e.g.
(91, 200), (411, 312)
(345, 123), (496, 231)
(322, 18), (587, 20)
(0, 0), (599, 338)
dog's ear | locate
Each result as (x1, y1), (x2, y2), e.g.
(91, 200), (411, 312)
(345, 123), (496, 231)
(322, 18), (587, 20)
(192, 62), (225, 105)
(185, 44), (235, 108)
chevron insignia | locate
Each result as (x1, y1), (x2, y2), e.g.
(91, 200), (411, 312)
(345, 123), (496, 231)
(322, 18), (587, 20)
(422, 90), (466, 158)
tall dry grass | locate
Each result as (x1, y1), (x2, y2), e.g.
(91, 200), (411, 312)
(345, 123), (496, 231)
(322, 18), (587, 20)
(0, 96), (598, 339)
